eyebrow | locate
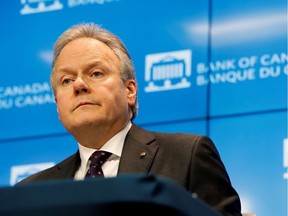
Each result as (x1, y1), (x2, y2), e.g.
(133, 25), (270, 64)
(56, 60), (107, 74)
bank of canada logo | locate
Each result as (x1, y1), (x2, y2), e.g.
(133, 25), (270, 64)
(144, 50), (192, 92)
(10, 162), (55, 185)
(20, 0), (63, 15)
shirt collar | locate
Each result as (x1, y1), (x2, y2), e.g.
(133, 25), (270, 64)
(77, 122), (132, 165)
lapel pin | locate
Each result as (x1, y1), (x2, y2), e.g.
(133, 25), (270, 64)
(140, 151), (146, 159)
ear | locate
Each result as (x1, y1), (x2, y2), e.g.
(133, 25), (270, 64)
(125, 79), (137, 106)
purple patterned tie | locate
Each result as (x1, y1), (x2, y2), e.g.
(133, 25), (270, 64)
(85, 151), (112, 178)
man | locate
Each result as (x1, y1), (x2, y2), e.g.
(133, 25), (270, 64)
(18, 22), (242, 216)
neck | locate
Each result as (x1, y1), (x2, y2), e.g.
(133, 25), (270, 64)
(71, 121), (131, 149)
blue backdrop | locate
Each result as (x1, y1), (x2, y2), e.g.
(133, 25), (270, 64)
(0, 1), (287, 216)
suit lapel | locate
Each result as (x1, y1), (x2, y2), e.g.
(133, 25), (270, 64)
(47, 125), (157, 178)
(118, 124), (158, 174)
(50, 151), (81, 179)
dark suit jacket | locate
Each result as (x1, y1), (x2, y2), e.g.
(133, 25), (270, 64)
(17, 124), (242, 216)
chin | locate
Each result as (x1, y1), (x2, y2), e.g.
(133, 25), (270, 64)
(76, 117), (103, 127)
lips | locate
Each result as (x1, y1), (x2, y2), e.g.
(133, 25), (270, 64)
(73, 101), (96, 111)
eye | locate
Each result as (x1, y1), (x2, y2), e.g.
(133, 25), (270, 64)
(62, 78), (71, 86)
(91, 71), (103, 77)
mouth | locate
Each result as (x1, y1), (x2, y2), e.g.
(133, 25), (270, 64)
(73, 101), (96, 111)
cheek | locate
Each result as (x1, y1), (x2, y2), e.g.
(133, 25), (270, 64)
(102, 81), (126, 101)
(55, 95), (69, 113)
(55, 101), (64, 120)
(115, 89), (130, 110)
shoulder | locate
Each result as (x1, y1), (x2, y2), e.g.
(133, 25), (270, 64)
(15, 152), (80, 185)
(130, 124), (215, 150)
(16, 163), (58, 184)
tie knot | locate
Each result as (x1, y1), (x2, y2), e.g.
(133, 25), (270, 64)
(89, 150), (112, 166)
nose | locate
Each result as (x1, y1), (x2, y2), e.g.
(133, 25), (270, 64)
(73, 77), (89, 95)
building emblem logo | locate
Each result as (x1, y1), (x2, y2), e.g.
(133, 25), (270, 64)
(144, 49), (192, 92)
(10, 162), (55, 185)
(20, 0), (63, 15)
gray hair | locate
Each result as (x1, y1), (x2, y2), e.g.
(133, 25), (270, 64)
(50, 22), (138, 120)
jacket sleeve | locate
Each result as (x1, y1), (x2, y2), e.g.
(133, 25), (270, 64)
(189, 135), (242, 216)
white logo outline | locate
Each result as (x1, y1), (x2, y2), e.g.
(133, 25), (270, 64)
(144, 49), (192, 93)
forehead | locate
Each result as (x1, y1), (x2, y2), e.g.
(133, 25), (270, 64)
(51, 37), (121, 80)
(61, 37), (117, 59)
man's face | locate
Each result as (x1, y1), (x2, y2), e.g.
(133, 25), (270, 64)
(52, 37), (136, 135)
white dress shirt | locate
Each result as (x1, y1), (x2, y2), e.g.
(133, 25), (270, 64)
(74, 122), (132, 180)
